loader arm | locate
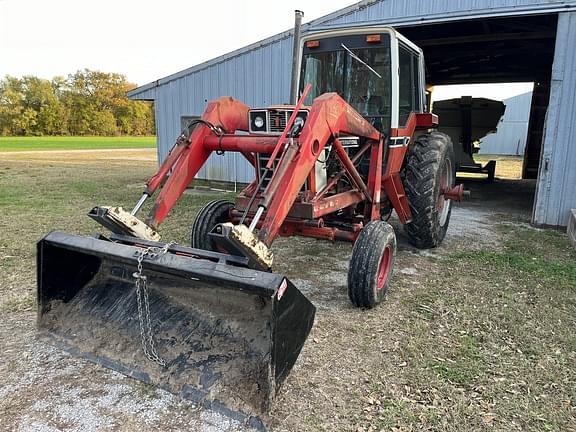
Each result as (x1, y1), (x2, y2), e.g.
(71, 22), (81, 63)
(142, 93), (382, 246)
(257, 92), (381, 245)
(92, 92), (396, 270)
(145, 97), (250, 228)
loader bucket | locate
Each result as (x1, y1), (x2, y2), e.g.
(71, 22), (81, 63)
(37, 232), (315, 426)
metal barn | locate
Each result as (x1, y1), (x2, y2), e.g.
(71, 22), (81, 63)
(479, 91), (533, 156)
(128, 0), (576, 228)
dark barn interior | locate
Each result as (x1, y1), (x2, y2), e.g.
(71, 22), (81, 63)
(399, 14), (558, 180)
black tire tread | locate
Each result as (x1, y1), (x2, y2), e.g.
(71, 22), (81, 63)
(191, 199), (234, 250)
(348, 221), (396, 308)
(403, 131), (454, 249)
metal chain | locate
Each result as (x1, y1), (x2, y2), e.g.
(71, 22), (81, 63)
(132, 242), (174, 367)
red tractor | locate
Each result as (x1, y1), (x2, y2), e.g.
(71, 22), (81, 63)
(136, 25), (460, 307)
(37, 26), (463, 421)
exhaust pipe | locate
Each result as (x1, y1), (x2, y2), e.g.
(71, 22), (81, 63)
(289, 10), (304, 104)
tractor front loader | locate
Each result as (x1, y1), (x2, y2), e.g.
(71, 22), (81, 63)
(37, 26), (464, 424)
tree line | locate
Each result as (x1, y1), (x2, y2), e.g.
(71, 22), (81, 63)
(0, 69), (154, 136)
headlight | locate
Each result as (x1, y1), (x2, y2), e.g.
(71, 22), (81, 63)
(254, 116), (265, 128)
(294, 116), (305, 129)
(249, 111), (267, 132)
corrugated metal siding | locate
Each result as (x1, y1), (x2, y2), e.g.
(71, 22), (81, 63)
(152, 36), (293, 181)
(533, 11), (576, 227)
(479, 122), (529, 155)
(501, 91), (533, 122)
(130, 86), (156, 101)
(479, 92), (532, 155)
(129, 1), (576, 220)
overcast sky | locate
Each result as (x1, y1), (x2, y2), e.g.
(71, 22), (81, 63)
(0, 0), (355, 86)
(433, 83), (533, 101)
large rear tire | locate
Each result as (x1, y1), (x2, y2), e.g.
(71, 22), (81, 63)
(348, 221), (397, 309)
(191, 199), (234, 251)
(403, 132), (455, 249)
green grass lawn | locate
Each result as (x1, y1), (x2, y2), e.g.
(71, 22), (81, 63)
(0, 136), (156, 152)
(1, 152), (575, 430)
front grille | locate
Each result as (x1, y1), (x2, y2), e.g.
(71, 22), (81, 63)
(268, 111), (288, 133)
(248, 108), (308, 134)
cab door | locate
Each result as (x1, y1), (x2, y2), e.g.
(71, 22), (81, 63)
(397, 42), (425, 127)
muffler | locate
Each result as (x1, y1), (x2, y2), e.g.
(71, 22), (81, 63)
(37, 232), (315, 426)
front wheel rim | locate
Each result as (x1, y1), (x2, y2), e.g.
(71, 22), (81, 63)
(376, 246), (392, 290)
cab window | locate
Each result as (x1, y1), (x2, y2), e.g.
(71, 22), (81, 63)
(398, 44), (422, 125)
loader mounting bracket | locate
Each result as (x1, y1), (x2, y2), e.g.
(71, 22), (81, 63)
(88, 206), (160, 241)
(209, 223), (273, 271)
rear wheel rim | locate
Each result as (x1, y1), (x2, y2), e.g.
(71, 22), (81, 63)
(437, 158), (453, 227)
(376, 246), (392, 290)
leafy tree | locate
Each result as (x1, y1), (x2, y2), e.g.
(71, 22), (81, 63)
(0, 70), (155, 137)
(21, 76), (67, 135)
(0, 76), (25, 135)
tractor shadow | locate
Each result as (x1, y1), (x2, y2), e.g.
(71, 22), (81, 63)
(272, 178), (535, 313)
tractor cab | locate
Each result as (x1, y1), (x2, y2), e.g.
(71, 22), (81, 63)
(297, 27), (427, 135)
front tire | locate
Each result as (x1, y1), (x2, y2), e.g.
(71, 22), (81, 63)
(191, 199), (234, 251)
(403, 132), (455, 249)
(348, 221), (397, 309)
